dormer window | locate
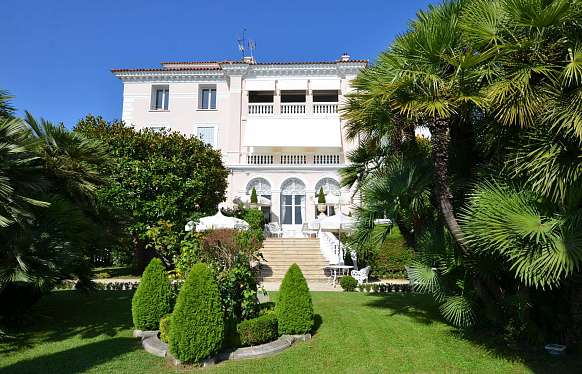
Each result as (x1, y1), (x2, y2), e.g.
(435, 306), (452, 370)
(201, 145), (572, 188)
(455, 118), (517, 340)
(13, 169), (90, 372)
(199, 86), (217, 110)
(151, 85), (169, 110)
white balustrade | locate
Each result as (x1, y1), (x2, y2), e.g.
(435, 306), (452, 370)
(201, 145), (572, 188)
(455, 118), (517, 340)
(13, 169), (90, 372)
(280, 154), (306, 164)
(314, 154), (341, 165)
(280, 103), (306, 114)
(247, 154), (274, 165)
(313, 103), (338, 114)
(248, 103), (274, 115)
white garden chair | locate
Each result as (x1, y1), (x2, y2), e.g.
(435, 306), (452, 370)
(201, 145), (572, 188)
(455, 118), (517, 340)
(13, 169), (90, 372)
(265, 223), (283, 238)
(351, 266), (370, 284)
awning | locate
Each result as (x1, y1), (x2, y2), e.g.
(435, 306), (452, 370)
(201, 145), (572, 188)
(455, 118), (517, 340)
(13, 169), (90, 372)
(244, 118), (342, 147)
(277, 79), (308, 90)
(310, 79), (341, 90)
(245, 80), (275, 91)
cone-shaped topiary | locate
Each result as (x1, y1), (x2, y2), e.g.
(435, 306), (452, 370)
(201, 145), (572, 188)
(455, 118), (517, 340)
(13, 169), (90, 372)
(250, 186), (258, 204)
(276, 263), (314, 335)
(170, 263), (224, 363)
(317, 187), (326, 204)
(131, 258), (173, 330)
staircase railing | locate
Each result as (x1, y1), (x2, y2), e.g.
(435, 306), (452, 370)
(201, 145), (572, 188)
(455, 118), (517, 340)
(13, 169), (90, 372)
(319, 231), (344, 265)
(318, 231), (358, 267)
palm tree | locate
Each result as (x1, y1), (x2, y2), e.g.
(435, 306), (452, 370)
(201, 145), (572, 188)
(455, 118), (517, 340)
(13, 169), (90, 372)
(343, 1), (491, 249)
(23, 112), (109, 205)
(0, 117), (48, 227)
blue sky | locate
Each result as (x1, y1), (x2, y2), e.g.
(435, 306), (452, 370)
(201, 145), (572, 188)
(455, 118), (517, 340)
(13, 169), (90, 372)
(1, 0), (434, 128)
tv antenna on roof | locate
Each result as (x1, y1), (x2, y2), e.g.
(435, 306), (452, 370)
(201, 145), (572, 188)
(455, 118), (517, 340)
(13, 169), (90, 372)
(237, 28), (256, 60)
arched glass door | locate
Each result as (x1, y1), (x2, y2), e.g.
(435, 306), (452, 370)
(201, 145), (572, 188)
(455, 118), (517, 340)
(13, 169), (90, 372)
(280, 178), (306, 228)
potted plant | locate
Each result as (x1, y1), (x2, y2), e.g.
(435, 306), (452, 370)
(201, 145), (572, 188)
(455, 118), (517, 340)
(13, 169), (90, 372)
(249, 187), (259, 209)
(317, 187), (326, 213)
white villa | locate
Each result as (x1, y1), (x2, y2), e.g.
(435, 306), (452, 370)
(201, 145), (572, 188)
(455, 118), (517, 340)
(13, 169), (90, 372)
(112, 53), (367, 238)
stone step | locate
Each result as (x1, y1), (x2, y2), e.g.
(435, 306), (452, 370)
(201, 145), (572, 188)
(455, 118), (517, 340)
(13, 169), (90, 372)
(259, 275), (329, 281)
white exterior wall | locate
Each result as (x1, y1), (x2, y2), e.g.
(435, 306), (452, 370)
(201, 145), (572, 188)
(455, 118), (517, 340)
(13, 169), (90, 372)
(113, 58), (366, 226)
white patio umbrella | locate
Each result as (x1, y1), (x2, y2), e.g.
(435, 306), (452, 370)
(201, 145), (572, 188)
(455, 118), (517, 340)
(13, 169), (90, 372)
(319, 212), (355, 233)
(233, 195), (271, 207)
(184, 210), (250, 232)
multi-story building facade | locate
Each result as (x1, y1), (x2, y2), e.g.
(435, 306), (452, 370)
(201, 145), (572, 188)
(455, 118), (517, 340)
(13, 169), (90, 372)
(112, 54), (367, 235)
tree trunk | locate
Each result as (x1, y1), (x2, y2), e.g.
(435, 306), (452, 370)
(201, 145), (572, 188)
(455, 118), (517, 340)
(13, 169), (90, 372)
(428, 120), (466, 251)
(132, 233), (146, 275)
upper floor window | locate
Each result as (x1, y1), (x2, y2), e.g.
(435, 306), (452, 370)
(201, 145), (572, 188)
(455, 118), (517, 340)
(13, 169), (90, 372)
(199, 86), (217, 110)
(195, 125), (217, 147)
(151, 85), (169, 110)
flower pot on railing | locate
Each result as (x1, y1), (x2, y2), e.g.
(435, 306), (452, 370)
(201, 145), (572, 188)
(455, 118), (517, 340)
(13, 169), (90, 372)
(317, 203), (326, 213)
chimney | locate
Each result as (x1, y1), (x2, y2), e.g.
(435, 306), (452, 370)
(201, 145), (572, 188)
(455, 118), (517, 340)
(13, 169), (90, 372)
(243, 56), (256, 64)
(340, 52), (350, 62)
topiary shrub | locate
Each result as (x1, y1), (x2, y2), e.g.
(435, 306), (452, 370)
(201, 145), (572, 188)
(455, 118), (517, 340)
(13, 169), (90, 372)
(169, 263), (224, 363)
(276, 263), (314, 335)
(237, 312), (278, 347)
(131, 258), (172, 330)
(159, 314), (172, 343)
(250, 187), (258, 204)
(317, 187), (326, 204)
(340, 275), (358, 292)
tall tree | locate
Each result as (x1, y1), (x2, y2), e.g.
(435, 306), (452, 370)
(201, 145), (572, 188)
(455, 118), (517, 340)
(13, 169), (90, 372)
(75, 116), (229, 272)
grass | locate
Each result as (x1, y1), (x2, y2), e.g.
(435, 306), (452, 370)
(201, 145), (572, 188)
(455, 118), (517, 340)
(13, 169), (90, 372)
(1, 291), (579, 374)
(91, 265), (136, 279)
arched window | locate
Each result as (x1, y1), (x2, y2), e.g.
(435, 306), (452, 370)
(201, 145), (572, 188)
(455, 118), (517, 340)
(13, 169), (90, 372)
(314, 178), (340, 217)
(280, 178), (306, 195)
(315, 178), (340, 195)
(246, 178), (271, 196)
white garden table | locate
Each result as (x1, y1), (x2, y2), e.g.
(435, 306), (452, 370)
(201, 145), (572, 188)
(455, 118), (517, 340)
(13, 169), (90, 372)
(324, 265), (354, 287)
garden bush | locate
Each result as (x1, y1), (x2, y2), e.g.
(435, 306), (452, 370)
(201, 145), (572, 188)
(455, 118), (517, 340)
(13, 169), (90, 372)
(169, 263), (224, 363)
(243, 208), (265, 232)
(276, 264), (314, 335)
(131, 258), (172, 330)
(159, 314), (172, 343)
(340, 276), (358, 292)
(237, 312), (278, 346)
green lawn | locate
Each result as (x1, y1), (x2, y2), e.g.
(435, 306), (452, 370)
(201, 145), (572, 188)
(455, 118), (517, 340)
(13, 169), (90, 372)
(0, 291), (578, 374)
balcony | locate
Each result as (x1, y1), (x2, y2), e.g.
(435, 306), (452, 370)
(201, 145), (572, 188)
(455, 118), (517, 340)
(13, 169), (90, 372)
(245, 153), (342, 165)
(248, 103), (338, 116)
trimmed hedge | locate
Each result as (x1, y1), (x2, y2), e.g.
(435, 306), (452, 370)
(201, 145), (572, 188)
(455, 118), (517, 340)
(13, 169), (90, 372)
(237, 312), (278, 347)
(131, 258), (172, 330)
(169, 263), (224, 363)
(340, 276), (358, 292)
(159, 314), (172, 343)
(276, 264), (314, 335)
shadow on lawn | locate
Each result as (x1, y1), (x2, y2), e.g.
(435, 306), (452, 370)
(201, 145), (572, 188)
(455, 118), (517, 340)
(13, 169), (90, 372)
(363, 292), (582, 373)
(0, 290), (134, 355)
(0, 337), (139, 374)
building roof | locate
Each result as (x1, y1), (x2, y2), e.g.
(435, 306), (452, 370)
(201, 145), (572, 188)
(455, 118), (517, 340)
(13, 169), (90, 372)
(111, 58), (368, 74)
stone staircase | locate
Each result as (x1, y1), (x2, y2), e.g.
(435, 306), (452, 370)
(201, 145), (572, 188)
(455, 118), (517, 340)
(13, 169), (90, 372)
(257, 238), (329, 283)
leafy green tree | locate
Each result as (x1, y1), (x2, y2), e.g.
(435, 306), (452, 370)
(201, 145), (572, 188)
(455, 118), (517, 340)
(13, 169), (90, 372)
(75, 116), (229, 272)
